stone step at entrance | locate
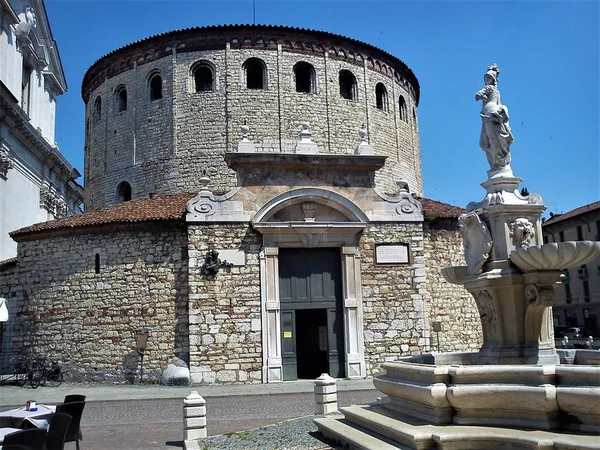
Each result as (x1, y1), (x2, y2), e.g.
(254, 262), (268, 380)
(314, 405), (600, 450)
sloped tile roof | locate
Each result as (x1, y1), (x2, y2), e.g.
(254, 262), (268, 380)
(10, 193), (195, 240)
(418, 198), (465, 220)
(10, 193), (464, 240)
(542, 201), (600, 227)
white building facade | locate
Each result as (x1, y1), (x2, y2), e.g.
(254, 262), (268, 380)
(0, 0), (82, 260)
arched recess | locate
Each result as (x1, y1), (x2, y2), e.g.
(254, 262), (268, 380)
(251, 188), (367, 384)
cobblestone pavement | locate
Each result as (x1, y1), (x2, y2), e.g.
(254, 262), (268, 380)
(76, 390), (379, 449)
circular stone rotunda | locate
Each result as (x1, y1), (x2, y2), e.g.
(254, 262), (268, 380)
(1, 25), (482, 386)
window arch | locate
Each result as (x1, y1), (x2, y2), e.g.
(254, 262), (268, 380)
(294, 61), (316, 93)
(192, 61), (215, 92)
(94, 253), (101, 274)
(339, 70), (357, 100)
(399, 95), (407, 121)
(244, 58), (267, 89)
(375, 83), (388, 111)
(148, 72), (163, 101)
(93, 96), (102, 122)
(115, 86), (127, 112)
(116, 181), (132, 202)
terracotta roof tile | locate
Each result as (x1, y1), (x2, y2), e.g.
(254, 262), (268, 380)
(9, 193), (463, 240)
(542, 201), (600, 227)
(10, 193), (195, 239)
(418, 198), (466, 220)
(0, 257), (17, 270)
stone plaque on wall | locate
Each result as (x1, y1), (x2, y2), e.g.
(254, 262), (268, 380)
(375, 244), (410, 265)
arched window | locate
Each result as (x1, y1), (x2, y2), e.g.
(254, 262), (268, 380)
(148, 72), (163, 101)
(339, 70), (357, 100)
(244, 58), (267, 89)
(294, 61), (316, 93)
(193, 62), (214, 92)
(399, 95), (407, 121)
(93, 96), (102, 122)
(115, 86), (127, 112)
(117, 181), (132, 202)
(94, 253), (100, 274)
(375, 83), (388, 111)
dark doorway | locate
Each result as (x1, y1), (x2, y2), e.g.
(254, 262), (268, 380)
(279, 248), (345, 381)
(296, 309), (328, 379)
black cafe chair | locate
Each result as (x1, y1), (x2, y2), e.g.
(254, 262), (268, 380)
(55, 401), (85, 450)
(45, 412), (72, 450)
(3, 428), (47, 450)
(63, 395), (86, 404)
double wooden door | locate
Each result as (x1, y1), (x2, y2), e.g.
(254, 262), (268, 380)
(278, 248), (345, 381)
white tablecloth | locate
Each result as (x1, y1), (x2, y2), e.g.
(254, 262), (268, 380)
(0, 405), (55, 429)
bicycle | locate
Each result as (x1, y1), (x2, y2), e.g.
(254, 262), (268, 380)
(28, 356), (64, 389)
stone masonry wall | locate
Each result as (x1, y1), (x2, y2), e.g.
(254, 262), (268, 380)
(186, 224), (263, 384)
(1, 225), (188, 382)
(359, 223), (429, 376)
(84, 41), (422, 211)
(423, 220), (482, 352)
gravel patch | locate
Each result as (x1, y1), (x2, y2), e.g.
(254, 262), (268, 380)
(198, 414), (338, 450)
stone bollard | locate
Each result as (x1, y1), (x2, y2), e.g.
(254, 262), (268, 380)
(587, 336), (594, 350)
(314, 373), (338, 415)
(183, 391), (206, 450)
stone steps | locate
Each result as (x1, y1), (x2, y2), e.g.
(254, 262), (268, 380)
(313, 416), (408, 450)
(314, 405), (600, 450)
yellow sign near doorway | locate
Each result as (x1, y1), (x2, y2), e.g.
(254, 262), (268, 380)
(283, 331), (292, 338)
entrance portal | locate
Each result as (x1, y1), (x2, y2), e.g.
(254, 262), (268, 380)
(279, 248), (345, 381)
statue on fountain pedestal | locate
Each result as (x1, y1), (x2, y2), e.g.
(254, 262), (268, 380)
(475, 64), (514, 171)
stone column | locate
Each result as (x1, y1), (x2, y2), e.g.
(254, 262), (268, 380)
(314, 373), (338, 415)
(260, 247), (283, 382)
(183, 391), (206, 449)
(341, 246), (366, 378)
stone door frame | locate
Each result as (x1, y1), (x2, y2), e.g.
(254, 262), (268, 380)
(252, 188), (368, 383)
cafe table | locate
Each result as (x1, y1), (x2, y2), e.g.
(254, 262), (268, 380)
(0, 404), (55, 429)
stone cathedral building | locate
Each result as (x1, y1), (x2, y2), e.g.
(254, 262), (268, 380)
(0, 25), (482, 384)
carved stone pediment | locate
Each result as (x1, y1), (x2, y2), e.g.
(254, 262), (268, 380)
(186, 187), (250, 222)
(459, 212), (492, 275)
(370, 182), (423, 222)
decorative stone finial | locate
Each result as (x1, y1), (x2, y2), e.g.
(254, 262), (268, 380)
(355, 124), (374, 155)
(294, 121), (319, 154)
(198, 168), (210, 191)
(15, 6), (36, 36)
(475, 63), (514, 177)
(359, 124), (368, 144)
(237, 121), (256, 153)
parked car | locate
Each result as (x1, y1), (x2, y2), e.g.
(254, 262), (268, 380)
(562, 327), (583, 339)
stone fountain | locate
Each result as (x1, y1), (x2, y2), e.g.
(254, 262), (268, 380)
(315, 64), (600, 449)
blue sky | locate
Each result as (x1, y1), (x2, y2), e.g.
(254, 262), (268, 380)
(46, 0), (599, 215)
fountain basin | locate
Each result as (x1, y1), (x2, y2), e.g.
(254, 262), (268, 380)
(372, 353), (600, 434)
(510, 241), (600, 272)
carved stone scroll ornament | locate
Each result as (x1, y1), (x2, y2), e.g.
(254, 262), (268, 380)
(510, 218), (535, 249)
(525, 284), (554, 308)
(0, 149), (14, 179)
(458, 212), (493, 275)
(475, 290), (499, 342)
